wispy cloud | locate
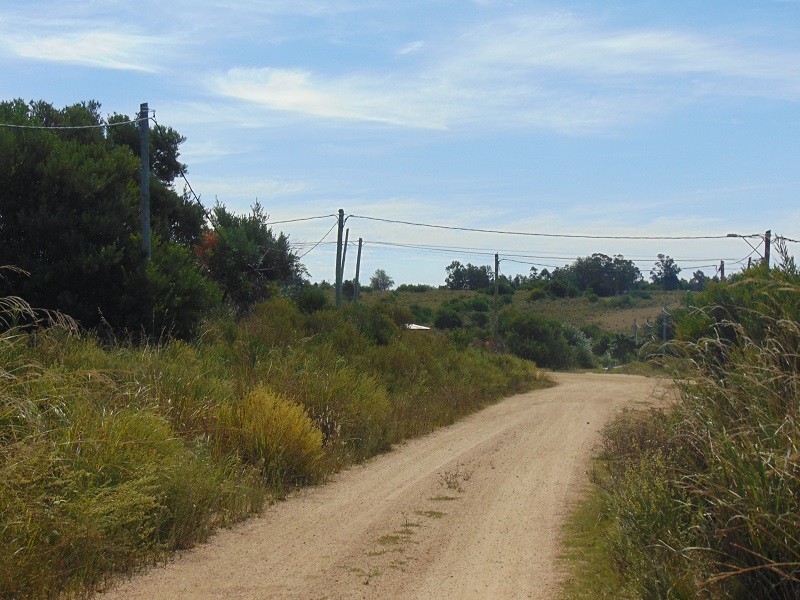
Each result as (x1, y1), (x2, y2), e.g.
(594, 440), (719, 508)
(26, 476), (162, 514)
(205, 10), (800, 134)
(193, 177), (307, 203)
(397, 41), (424, 56)
(0, 16), (172, 71)
(207, 67), (451, 129)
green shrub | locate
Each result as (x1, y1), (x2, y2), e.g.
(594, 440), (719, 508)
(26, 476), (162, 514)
(607, 294), (637, 309)
(343, 303), (400, 345)
(499, 309), (572, 369)
(395, 283), (434, 293)
(295, 285), (329, 314)
(409, 303), (434, 324)
(467, 296), (491, 312)
(528, 287), (547, 301)
(434, 307), (463, 330)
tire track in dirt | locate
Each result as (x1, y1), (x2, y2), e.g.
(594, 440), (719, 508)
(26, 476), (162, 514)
(99, 372), (667, 600)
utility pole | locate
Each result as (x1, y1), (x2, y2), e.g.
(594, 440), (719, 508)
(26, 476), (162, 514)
(139, 102), (151, 261)
(662, 305), (668, 359)
(633, 319), (638, 346)
(335, 209), (344, 307)
(341, 228), (349, 275)
(354, 238), (363, 303)
(764, 229), (771, 268)
(494, 253), (500, 344)
(720, 260), (725, 281)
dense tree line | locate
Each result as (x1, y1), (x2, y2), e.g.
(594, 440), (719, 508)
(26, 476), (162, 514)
(0, 99), (303, 338)
(446, 252), (714, 298)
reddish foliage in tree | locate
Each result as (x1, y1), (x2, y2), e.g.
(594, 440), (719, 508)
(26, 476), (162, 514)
(195, 230), (219, 264)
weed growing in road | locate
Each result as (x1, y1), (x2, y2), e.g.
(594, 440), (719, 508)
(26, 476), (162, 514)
(439, 463), (471, 493)
(416, 510), (445, 519)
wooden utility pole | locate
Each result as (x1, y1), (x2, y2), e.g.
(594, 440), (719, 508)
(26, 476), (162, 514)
(494, 253), (500, 343)
(335, 209), (344, 306)
(720, 260), (725, 280)
(662, 305), (668, 358)
(139, 102), (151, 261)
(764, 229), (771, 268)
(341, 228), (349, 276)
(354, 238), (363, 303)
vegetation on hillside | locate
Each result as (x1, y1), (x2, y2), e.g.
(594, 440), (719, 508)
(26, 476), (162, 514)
(0, 97), (712, 372)
(561, 260), (800, 599)
(362, 282), (683, 370)
(0, 286), (546, 599)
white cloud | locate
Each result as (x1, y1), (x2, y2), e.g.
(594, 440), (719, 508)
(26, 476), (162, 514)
(193, 177), (307, 203)
(0, 19), (172, 71)
(207, 67), (451, 129)
(397, 40), (424, 55)
(204, 9), (800, 135)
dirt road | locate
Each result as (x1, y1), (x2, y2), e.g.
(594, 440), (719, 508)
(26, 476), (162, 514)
(101, 372), (666, 600)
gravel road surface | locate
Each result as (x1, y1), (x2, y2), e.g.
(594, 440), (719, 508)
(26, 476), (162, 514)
(100, 372), (666, 600)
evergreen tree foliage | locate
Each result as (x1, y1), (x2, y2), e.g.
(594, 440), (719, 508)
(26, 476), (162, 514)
(0, 99), (214, 337)
(650, 254), (681, 290)
(196, 201), (303, 311)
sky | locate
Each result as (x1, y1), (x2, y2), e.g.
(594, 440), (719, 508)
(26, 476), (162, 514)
(1, 0), (798, 286)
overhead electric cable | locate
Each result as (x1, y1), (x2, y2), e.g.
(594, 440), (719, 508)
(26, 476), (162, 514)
(298, 220), (339, 259)
(0, 117), (145, 130)
(150, 114), (207, 215)
(730, 247), (761, 266)
(269, 214), (338, 225)
(360, 239), (740, 264)
(349, 214), (732, 241)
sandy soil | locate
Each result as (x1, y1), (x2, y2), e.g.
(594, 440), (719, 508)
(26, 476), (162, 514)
(99, 372), (667, 600)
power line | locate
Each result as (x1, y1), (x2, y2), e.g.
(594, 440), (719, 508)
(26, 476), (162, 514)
(297, 219), (339, 259)
(0, 116), (145, 130)
(151, 114), (335, 233)
(349, 214), (733, 241)
(270, 214), (338, 225)
(150, 114), (207, 212)
(358, 239), (743, 264)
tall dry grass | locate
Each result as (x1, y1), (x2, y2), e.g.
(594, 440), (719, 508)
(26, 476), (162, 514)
(591, 275), (800, 599)
(1, 295), (546, 599)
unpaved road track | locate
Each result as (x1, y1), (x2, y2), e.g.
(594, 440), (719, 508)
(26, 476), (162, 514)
(100, 373), (666, 600)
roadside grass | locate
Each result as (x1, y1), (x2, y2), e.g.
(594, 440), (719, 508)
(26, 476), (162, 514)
(559, 273), (800, 599)
(595, 356), (689, 379)
(558, 473), (626, 600)
(1, 296), (548, 599)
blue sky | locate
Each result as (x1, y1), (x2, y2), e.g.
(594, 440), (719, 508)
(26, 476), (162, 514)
(2, 0), (798, 285)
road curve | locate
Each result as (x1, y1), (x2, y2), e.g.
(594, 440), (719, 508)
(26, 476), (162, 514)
(99, 372), (668, 600)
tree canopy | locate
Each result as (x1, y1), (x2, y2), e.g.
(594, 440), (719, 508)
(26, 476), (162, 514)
(444, 261), (493, 290)
(196, 202), (303, 310)
(0, 99), (302, 337)
(651, 254), (681, 291)
(369, 269), (394, 292)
